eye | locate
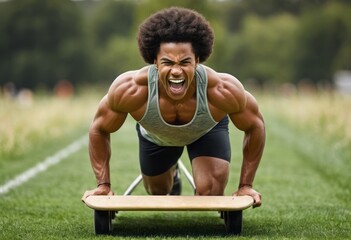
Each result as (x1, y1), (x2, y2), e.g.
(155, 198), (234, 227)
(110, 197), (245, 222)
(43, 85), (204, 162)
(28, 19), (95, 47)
(180, 61), (190, 66)
(161, 60), (173, 66)
(179, 58), (192, 66)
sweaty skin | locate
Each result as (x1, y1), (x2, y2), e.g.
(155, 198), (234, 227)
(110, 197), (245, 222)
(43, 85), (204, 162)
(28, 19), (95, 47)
(82, 42), (265, 207)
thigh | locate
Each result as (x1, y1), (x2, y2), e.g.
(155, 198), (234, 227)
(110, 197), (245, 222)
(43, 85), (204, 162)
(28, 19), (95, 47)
(187, 116), (231, 195)
(187, 115), (231, 162)
(136, 124), (184, 176)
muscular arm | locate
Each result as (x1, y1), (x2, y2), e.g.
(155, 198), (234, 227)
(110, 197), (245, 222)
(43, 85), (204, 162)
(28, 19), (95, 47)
(80, 95), (127, 201)
(229, 92), (265, 186)
(229, 91), (265, 207)
(207, 69), (265, 207)
(89, 95), (127, 186)
(82, 69), (148, 202)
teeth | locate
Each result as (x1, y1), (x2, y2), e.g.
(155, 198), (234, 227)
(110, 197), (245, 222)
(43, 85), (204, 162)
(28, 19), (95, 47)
(169, 79), (184, 84)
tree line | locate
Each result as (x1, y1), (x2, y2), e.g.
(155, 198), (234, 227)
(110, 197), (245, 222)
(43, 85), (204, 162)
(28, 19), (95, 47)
(0, 0), (350, 92)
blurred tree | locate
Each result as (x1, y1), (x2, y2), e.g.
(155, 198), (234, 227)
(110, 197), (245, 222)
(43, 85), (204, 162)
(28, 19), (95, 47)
(0, 3), (11, 88)
(94, 36), (144, 82)
(216, 0), (303, 33)
(241, 0), (304, 17)
(87, 0), (139, 83)
(0, 0), (92, 90)
(134, 0), (211, 25)
(89, 0), (136, 46)
(293, 2), (351, 84)
(2, 0), (350, 89)
(209, 13), (298, 85)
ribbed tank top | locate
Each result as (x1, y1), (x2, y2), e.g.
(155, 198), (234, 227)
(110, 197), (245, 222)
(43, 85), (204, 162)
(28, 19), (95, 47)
(138, 64), (218, 146)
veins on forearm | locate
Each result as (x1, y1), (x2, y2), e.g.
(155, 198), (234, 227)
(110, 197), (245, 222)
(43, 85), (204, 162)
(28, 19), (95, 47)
(89, 131), (111, 183)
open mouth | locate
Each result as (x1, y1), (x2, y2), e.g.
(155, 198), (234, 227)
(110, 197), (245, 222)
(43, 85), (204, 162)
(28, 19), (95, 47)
(169, 79), (185, 93)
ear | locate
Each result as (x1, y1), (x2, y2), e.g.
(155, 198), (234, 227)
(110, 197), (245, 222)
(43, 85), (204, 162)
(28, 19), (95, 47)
(195, 57), (200, 65)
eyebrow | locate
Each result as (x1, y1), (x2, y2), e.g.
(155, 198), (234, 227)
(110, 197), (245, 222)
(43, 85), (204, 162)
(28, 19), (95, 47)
(160, 57), (192, 62)
(180, 57), (192, 62)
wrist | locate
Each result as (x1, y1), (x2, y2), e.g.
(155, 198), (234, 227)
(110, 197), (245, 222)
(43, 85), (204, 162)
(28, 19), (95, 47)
(97, 182), (111, 188)
(238, 183), (252, 188)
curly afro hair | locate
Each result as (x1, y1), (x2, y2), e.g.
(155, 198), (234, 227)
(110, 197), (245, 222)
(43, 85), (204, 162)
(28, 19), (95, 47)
(137, 7), (214, 64)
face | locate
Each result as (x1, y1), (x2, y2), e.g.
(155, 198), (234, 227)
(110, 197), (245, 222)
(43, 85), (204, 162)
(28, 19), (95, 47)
(154, 42), (199, 101)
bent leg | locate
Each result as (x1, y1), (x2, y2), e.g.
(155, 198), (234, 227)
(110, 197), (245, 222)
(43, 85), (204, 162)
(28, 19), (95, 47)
(142, 164), (176, 195)
(187, 116), (231, 195)
(136, 124), (183, 195)
(192, 156), (230, 196)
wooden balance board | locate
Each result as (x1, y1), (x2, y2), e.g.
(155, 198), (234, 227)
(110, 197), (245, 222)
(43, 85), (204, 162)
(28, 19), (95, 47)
(84, 195), (254, 235)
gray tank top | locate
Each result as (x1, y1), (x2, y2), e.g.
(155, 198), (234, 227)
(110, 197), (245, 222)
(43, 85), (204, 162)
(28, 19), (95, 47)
(138, 64), (218, 146)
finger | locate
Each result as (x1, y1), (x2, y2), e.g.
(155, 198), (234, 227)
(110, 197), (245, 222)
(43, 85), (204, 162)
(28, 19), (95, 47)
(253, 201), (261, 208)
(252, 194), (262, 208)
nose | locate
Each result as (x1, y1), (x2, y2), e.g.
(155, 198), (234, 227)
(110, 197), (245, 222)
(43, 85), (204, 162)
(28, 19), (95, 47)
(171, 65), (182, 76)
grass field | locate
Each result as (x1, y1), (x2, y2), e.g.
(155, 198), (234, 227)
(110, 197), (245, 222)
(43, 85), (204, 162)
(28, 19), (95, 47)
(0, 91), (350, 239)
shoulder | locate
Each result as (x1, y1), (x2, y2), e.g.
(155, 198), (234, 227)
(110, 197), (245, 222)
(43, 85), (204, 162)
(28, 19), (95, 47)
(107, 66), (149, 113)
(204, 66), (246, 114)
(109, 66), (149, 90)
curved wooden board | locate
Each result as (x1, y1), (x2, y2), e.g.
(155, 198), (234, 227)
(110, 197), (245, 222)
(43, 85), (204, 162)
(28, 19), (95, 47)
(84, 195), (254, 211)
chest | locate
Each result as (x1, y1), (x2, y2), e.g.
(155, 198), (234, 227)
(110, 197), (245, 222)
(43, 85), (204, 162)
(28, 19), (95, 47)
(157, 98), (227, 125)
(158, 97), (197, 125)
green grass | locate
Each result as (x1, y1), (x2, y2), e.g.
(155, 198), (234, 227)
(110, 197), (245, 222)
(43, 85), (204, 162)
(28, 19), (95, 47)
(0, 91), (100, 158)
(1, 96), (351, 239)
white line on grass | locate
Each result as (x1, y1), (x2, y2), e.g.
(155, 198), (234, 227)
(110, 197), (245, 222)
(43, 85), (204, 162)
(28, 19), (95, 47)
(0, 135), (88, 195)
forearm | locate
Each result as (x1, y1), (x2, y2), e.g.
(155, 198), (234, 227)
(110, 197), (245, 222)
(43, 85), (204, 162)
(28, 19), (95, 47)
(89, 130), (111, 185)
(239, 122), (265, 187)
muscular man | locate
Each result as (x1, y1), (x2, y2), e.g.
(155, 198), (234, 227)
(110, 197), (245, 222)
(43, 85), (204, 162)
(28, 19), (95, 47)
(82, 7), (265, 207)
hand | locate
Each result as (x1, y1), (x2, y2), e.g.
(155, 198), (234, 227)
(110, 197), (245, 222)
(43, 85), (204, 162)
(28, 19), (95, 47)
(233, 185), (262, 208)
(81, 185), (114, 203)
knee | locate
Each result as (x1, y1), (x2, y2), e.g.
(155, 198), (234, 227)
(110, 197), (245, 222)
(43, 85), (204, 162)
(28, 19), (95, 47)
(144, 182), (172, 195)
(191, 156), (230, 196)
(142, 171), (174, 195)
(195, 183), (212, 196)
(195, 179), (225, 196)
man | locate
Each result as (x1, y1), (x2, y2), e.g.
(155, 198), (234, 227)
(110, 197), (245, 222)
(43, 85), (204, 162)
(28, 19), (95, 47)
(82, 7), (265, 208)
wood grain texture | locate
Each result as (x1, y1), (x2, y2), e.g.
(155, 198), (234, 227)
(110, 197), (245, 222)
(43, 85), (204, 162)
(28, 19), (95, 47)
(84, 195), (254, 211)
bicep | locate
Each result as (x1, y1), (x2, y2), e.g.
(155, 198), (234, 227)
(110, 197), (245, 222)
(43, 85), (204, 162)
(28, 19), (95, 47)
(229, 92), (264, 132)
(90, 95), (127, 134)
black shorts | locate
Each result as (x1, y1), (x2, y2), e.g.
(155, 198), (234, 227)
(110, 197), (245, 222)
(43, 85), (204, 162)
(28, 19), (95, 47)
(136, 116), (231, 176)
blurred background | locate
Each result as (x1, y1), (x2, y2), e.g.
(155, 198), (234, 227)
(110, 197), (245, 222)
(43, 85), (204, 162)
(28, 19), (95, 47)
(1, 0), (351, 159)
(1, 2), (350, 238)
(1, 0), (351, 95)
